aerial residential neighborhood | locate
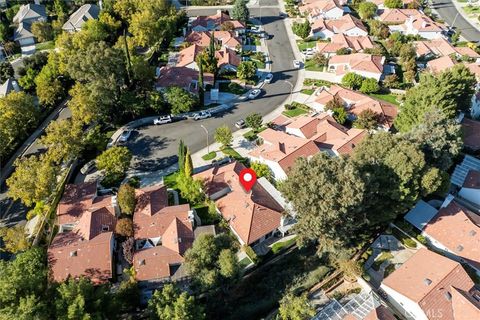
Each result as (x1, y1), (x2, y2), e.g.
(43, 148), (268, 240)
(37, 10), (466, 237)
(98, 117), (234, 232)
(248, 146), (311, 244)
(1, 0), (480, 319)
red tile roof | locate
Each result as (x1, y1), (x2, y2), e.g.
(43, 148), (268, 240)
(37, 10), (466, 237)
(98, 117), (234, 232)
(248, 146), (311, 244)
(329, 53), (384, 76)
(315, 85), (398, 129)
(156, 66), (214, 93)
(427, 55), (456, 74)
(132, 185), (194, 281)
(316, 34), (374, 54)
(194, 162), (285, 245)
(49, 182), (117, 284)
(379, 9), (419, 24)
(383, 248), (480, 319)
(176, 44), (204, 67)
(191, 10), (245, 30)
(423, 201), (480, 270)
(215, 47), (241, 68)
(463, 170), (480, 189)
(48, 231), (114, 284)
(462, 118), (480, 151)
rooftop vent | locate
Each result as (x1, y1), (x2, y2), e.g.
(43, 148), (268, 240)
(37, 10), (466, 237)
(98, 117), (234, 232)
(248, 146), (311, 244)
(424, 278), (432, 286)
(139, 259), (146, 266)
(444, 292), (452, 301)
(70, 250), (77, 257)
(470, 230), (477, 237)
(457, 245), (464, 252)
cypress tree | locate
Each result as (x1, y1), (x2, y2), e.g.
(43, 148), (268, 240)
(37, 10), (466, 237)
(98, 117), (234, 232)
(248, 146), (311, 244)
(198, 57), (205, 107)
(184, 149), (193, 177)
(178, 140), (186, 173)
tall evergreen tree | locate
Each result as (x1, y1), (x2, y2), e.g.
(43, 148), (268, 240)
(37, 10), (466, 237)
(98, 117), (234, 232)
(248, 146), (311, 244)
(178, 140), (186, 173)
(184, 148), (193, 177)
(231, 0), (249, 23)
(198, 57), (204, 107)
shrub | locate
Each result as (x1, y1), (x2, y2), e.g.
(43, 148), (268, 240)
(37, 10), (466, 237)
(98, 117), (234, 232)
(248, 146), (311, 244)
(360, 78), (380, 94)
(284, 104), (295, 110)
(116, 218), (134, 237)
(403, 238), (417, 248)
(341, 72), (364, 90)
(122, 237), (134, 264)
(416, 234), (427, 245)
(117, 184), (136, 215)
(292, 20), (311, 39)
(244, 245), (258, 263)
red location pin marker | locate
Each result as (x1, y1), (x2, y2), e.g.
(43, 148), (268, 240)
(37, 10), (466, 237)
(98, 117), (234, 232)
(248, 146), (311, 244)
(239, 168), (257, 192)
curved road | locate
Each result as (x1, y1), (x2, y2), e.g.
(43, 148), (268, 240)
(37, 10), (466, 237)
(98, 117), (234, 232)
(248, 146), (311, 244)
(431, 0), (480, 41)
(127, 5), (299, 173)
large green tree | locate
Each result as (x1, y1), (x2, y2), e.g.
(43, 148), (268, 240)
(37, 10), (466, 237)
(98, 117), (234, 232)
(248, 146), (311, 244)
(0, 248), (50, 318)
(292, 20), (311, 39)
(164, 86), (199, 115)
(148, 284), (205, 320)
(96, 147), (132, 186)
(39, 119), (84, 164)
(54, 277), (117, 320)
(0, 92), (38, 158)
(184, 234), (240, 292)
(0, 225), (30, 254)
(352, 132), (449, 225)
(0, 61), (14, 82)
(404, 109), (463, 171)
(237, 61), (257, 80)
(395, 64), (476, 132)
(278, 292), (316, 320)
(214, 125), (233, 148)
(279, 153), (366, 251)
(358, 2), (378, 19)
(231, 0), (250, 23)
(7, 153), (58, 207)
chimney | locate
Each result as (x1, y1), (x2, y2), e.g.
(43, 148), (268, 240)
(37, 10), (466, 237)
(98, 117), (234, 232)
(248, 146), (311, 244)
(278, 142), (286, 153)
(421, 19), (428, 28)
(111, 195), (120, 216)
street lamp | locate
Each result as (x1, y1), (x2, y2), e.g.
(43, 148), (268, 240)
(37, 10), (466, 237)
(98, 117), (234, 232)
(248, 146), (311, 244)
(285, 80), (294, 104)
(200, 125), (209, 154)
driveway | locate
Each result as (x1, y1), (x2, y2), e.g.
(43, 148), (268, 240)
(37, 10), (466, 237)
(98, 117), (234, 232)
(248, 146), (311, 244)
(126, 2), (299, 173)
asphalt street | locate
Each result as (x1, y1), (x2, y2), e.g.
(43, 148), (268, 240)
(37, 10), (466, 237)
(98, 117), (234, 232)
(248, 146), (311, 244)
(0, 1), (297, 226)
(128, 5), (298, 173)
(0, 107), (72, 226)
(431, 0), (480, 41)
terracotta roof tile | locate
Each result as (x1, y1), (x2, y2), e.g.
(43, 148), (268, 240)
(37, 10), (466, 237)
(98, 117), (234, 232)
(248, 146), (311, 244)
(48, 231), (113, 284)
(379, 9), (419, 24)
(383, 248), (480, 319)
(329, 53), (384, 76)
(423, 201), (480, 270)
(463, 170), (480, 189)
(133, 245), (184, 281)
(427, 55), (456, 73)
(194, 162), (284, 244)
(462, 117), (480, 152)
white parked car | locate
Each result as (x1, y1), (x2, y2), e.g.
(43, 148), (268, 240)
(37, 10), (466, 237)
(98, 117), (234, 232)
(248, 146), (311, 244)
(264, 73), (273, 84)
(248, 89), (262, 99)
(293, 60), (301, 69)
(80, 160), (96, 175)
(153, 115), (172, 125)
(235, 119), (246, 129)
(193, 111), (211, 121)
(118, 129), (132, 143)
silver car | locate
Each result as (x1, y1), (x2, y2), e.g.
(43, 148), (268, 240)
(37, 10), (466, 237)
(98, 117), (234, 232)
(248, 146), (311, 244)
(118, 129), (132, 143)
(194, 111), (212, 121)
(248, 89), (261, 99)
(153, 115), (172, 125)
(264, 73), (273, 84)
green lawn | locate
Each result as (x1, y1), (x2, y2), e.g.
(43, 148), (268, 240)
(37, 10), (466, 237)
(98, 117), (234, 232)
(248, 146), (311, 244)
(202, 151), (217, 161)
(239, 256), (253, 268)
(221, 147), (243, 160)
(300, 88), (315, 95)
(372, 251), (393, 271)
(303, 78), (333, 87)
(271, 237), (297, 254)
(304, 60), (325, 71)
(243, 130), (258, 141)
(369, 93), (400, 106)
(219, 82), (247, 95)
(297, 39), (317, 51)
(282, 107), (308, 118)
(464, 6), (480, 15)
(36, 41), (55, 51)
(163, 171), (179, 189)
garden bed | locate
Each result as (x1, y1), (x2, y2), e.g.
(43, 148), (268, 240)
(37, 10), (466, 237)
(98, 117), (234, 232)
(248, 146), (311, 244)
(202, 151), (217, 161)
(271, 237), (297, 254)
